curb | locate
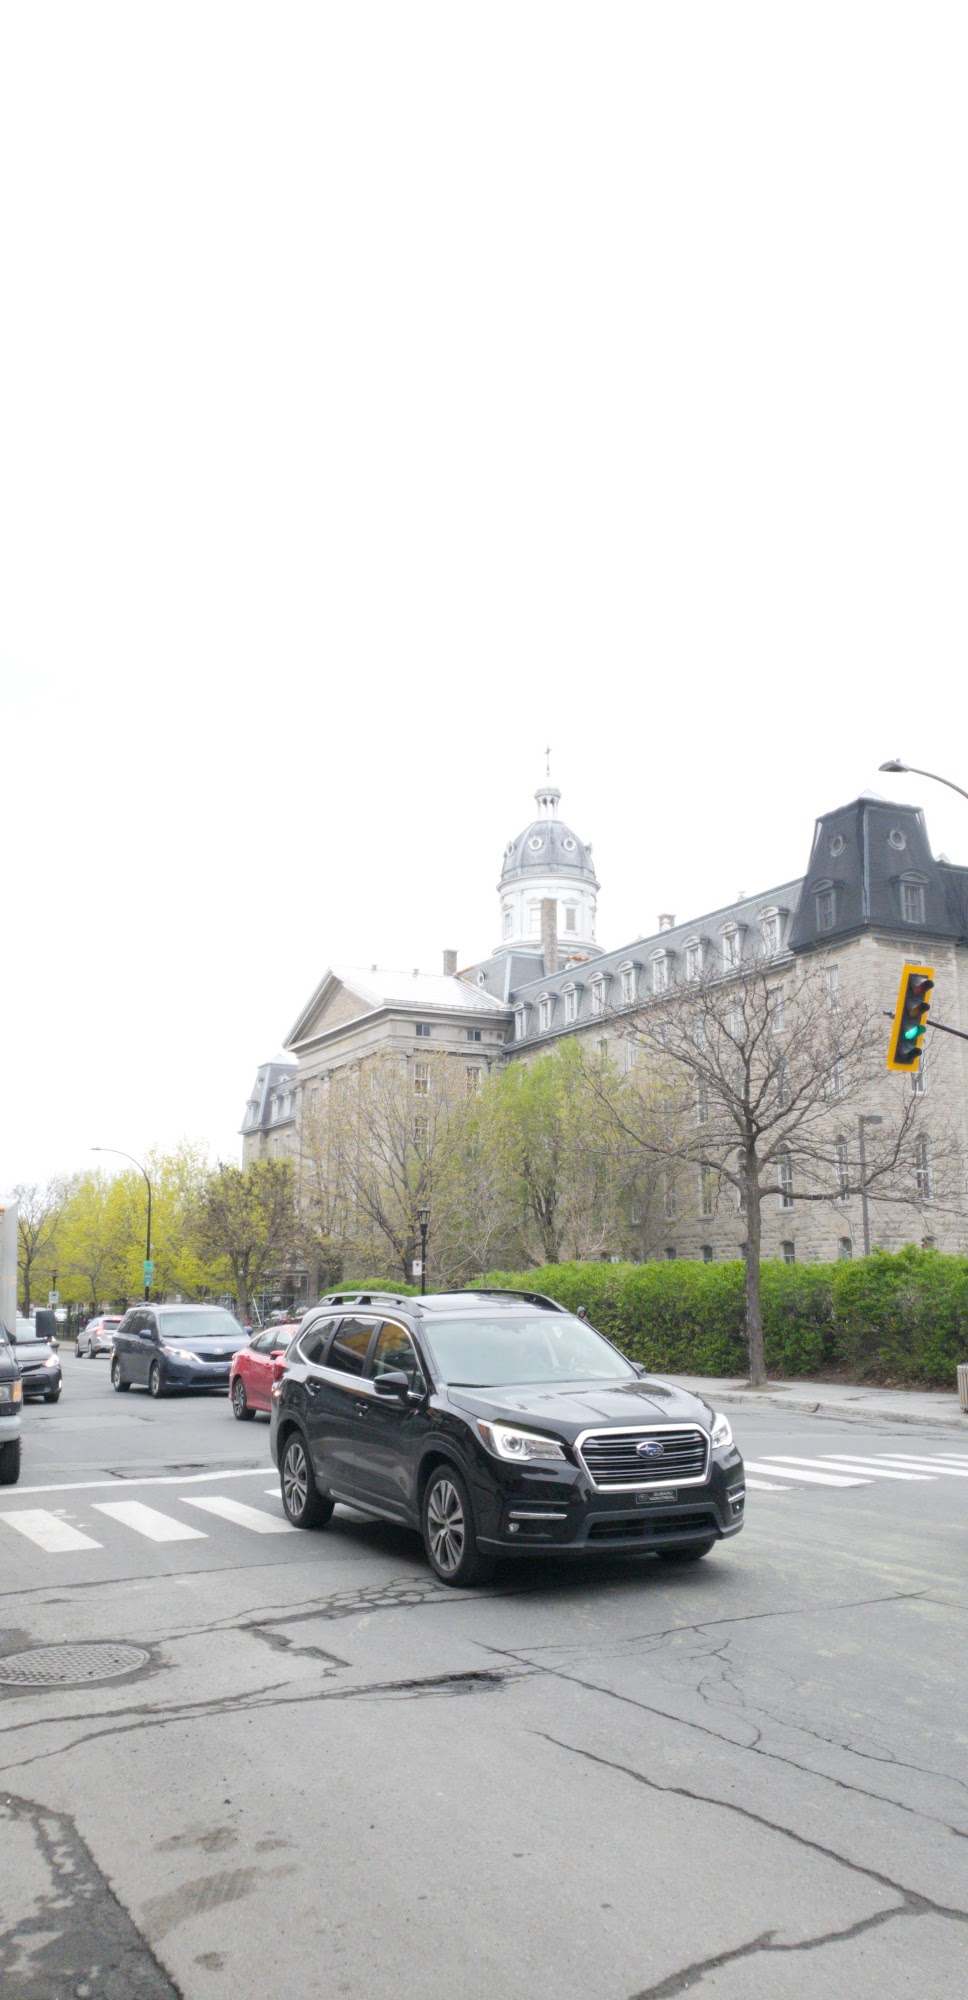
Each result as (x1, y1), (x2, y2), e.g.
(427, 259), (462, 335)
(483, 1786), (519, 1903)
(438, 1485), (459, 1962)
(702, 1391), (968, 1431)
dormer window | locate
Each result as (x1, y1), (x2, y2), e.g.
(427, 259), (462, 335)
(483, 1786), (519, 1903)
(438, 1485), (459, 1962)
(514, 1006), (528, 1040)
(538, 994), (553, 1033)
(564, 985), (578, 1024)
(685, 938), (703, 982)
(590, 977), (606, 1016)
(900, 877), (926, 925)
(814, 885), (836, 932)
(621, 963), (638, 1006)
(650, 953), (670, 996)
(721, 926), (741, 969)
(760, 910), (782, 956)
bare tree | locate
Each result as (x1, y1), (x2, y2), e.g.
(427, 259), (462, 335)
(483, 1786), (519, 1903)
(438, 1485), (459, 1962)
(13, 1180), (66, 1315)
(324, 1052), (475, 1284)
(191, 1160), (296, 1327)
(583, 958), (942, 1385)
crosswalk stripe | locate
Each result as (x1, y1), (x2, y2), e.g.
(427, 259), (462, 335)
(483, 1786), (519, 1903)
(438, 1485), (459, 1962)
(816, 1459), (933, 1480)
(744, 1477), (790, 1491)
(874, 1458), (968, 1478)
(744, 1459), (868, 1487)
(93, 1501), (208, 1542)
(182, 1496), (291, 1535)
(0, 1510), (101, 1553)
(928, 1455), (968, 1466)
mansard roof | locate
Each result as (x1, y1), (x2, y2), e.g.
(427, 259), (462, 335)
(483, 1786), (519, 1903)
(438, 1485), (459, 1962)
(789, 796), (968, 950)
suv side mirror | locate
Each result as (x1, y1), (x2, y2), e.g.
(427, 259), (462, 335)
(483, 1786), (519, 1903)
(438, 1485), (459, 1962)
(373, 1370), (410, 1401)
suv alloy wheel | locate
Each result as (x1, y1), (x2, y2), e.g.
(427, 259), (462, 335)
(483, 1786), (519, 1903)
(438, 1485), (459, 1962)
(111, 1356), (130, 1392)
(421, 1465), (494, 1588)
(280, 1434), (334, 1529)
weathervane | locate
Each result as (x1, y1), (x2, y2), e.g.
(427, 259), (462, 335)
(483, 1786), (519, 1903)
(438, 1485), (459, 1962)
(544, 744), (552, 779)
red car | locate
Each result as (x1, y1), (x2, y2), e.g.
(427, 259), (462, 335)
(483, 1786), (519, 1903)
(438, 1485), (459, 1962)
(230, 1325), (299, 1420)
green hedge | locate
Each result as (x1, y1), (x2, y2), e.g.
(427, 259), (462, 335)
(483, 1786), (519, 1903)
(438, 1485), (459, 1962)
(474, 1248), (968, 1388)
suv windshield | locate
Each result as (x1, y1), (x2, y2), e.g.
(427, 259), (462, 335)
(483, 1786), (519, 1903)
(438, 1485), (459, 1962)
(423, 1313), (633, 1387)
(157, 1310), (241, 1341)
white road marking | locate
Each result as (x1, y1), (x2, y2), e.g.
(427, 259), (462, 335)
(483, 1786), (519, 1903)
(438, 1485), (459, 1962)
(744, 1459), (868, 1487)
(873, 1457), (968, 1478)
(93, 1501), (207, 1542)
(815, 1459), (933, 1480)
(743, 1477), (790, 1491)
(0, 1510), (102, 1553)
(14, 1467), (270, 1497)
(182, 1496), (291, 1535)
(926, 1455), (968, 1466)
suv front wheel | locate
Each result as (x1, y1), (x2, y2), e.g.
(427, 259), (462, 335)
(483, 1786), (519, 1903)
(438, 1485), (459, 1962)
(280, 1434), (334, 1529)
(111, 1357), (130, 1392)
(422, 1465), (494, 1588)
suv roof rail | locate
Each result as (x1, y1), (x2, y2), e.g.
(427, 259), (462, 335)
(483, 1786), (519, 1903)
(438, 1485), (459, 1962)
(460, 1287), (568, 1313)
(315, 1290), (414, 1309)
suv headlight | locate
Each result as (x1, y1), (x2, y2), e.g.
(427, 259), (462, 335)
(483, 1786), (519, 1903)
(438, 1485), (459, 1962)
(710, 1411), (733, 1451)
(477, 1421), (567, 1463)
(0, 1381), (23, 1404)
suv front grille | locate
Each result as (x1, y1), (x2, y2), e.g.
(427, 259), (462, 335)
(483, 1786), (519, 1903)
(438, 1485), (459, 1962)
(578, 1426), (709, 1489)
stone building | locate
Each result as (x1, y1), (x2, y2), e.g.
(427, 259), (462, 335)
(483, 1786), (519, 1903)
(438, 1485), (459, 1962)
(242, 780), (968, 1264)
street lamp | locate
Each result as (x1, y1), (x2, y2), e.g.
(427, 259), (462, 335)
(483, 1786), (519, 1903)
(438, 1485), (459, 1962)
(857, 1116), (883, 1259)
(417, 1204), (431, 1296)
(92, 1147), (153, 1300)
(879, 760), (968, 807)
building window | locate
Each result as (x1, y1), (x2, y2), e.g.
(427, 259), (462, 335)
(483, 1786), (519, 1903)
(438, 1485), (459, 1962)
(538, 995), (552, 1033)
(922, 1235), (936, 1250)
(664, 1173), (677, 1222)
(685, 940), (703, 981)
(824, 965), (840, 1009)
(591, 980), (605, 1016)
(565, 906), (578, 933)
(695, 1080), (709, 1125)
(514, 1008), (526, 1040)
(503, 909), (513, 938)
(911, 1063), (926, 1096)
(915, 1134), (932, 1199)
(777, 1151), (794, 1209)
(900, 880), (926, 925)
(564, 986), (578, 1024)
(466, 1028), (482, 1042)
(815, 887), (836, 932)
(776, 1059), (790, 1108)
(700, 1245), (714, 1264)
(838, 1237), (853, 1260)
(528, 905), (540, 934)
(664, 1247), (677, 1261)
(761, 912), (781, 956)
(415, 1022), (430, 1038)
(414, 1062), (429, 1096)
(721, 927), (740, 969)
(651, 955), (669, 996)
(621, 965), (637, 1006)
(414, 1115), (430, 1145)
(836, 1136), (850, 1201)
(768, 985), (785, 1032)
(466, 1067), (480, 1093)
(699, 1168), (715, 1217)
(625, 1035), (639, 1073)
(781, 1241), (796, 1265)
(830, 1058), (846, 1100)
(597, 1037), (609, 1060)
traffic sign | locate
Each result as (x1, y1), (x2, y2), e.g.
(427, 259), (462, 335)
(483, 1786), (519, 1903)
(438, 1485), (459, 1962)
(143, 1260), (154, 1286)
(48, 1290), (59, 1306)
(412, 1259), (423, 1277)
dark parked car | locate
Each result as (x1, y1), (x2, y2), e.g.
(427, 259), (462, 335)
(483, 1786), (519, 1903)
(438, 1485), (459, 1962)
(111, 1304), (248, 1397)
(75, 1313), (122, 1359)
(269, 1289), (745, 1586)
(230, 1324), (299, 1421)
(10, 1318), (62, 1402)
(0, 1327), (23, 1483)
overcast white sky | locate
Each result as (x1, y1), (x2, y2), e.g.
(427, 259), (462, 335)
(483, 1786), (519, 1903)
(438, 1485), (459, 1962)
(2, 4), (966, 1190)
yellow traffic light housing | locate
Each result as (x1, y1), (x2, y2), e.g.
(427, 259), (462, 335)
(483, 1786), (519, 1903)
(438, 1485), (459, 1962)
(887, 964), (934, 1073)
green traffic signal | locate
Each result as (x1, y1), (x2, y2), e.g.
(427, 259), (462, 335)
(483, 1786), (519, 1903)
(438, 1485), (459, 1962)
(887, 965), (934, 1072)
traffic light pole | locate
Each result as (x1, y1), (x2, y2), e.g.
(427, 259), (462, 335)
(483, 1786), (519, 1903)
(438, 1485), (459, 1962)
(882, 1011), (968, 1045)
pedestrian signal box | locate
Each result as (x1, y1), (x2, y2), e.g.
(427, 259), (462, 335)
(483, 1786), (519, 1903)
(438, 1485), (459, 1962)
(887, 964), (934, 1073)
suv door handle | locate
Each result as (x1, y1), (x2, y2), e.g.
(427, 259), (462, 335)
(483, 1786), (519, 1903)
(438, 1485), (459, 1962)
(305, 1380), (321, 1396)
(354, 1401), (369, 1417)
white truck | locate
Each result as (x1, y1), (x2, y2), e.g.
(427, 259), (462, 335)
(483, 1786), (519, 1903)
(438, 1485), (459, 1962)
(0, 1195), (24, 1482)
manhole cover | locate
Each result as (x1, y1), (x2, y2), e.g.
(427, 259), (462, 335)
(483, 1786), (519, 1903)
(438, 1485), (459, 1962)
(0, 1642), (149, 1687)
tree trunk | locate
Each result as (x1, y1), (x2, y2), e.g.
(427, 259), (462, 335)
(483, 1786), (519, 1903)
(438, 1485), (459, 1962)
(743, 1159), (767, 1387)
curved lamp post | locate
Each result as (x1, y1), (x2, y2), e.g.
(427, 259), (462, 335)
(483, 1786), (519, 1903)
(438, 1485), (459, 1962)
(92, 1147), (153, 1299)
(879, 759), (968, 807)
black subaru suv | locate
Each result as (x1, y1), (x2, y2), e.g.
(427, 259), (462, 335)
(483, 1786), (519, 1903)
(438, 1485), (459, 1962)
(269, 1289), (745, 1586)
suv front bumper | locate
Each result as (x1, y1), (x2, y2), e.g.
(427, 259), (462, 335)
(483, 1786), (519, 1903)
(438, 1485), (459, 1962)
(471, 1447), (746, 1556)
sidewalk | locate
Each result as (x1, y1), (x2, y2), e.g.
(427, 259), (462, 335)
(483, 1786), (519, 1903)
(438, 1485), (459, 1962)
(661, 1373), (968, 1431)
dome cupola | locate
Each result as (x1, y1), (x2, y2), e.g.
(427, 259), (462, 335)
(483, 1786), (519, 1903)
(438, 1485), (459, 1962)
(496, 780), (601, 957)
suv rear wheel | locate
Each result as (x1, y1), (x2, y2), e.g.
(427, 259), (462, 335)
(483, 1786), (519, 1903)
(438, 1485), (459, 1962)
(422, 1465), (494, 1588)
(111, 1356), (130, 1392)
(280, 1434), (333, 1529)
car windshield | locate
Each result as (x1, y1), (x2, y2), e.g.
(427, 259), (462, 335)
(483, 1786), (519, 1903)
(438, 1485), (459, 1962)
(158, 1310), (241, 1341)
(423, 1313), (633, 1387)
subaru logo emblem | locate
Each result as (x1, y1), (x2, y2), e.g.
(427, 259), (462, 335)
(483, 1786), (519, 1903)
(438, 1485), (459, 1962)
(636, 1439), (664, 1458)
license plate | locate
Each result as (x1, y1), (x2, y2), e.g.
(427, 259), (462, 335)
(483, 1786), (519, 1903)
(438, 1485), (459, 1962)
(637, 1488), (678, 1506)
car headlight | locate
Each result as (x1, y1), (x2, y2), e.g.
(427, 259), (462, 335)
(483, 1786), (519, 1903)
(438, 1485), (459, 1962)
(0, 1381), (23, 1404)
(477, 1421), (567, 1463)
(162, 1346), (201, 1364)
(710, 1411), (733, 1451)
(43, 1353), (60, 1370)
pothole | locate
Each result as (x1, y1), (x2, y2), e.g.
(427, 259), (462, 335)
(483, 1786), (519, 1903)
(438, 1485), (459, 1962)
(0, 1642), (151, 1687)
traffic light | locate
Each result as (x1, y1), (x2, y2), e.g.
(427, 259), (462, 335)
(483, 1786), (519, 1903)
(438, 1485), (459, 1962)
(886, 964), (934, 1072)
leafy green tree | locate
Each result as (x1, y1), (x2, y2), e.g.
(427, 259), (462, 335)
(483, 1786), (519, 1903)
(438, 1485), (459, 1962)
(13, 1180), (67, 1313)
(191, 1159), (296, 1325)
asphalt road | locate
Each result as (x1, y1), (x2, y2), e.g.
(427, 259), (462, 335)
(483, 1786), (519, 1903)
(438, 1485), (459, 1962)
(1, 1350), (966, 2000)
